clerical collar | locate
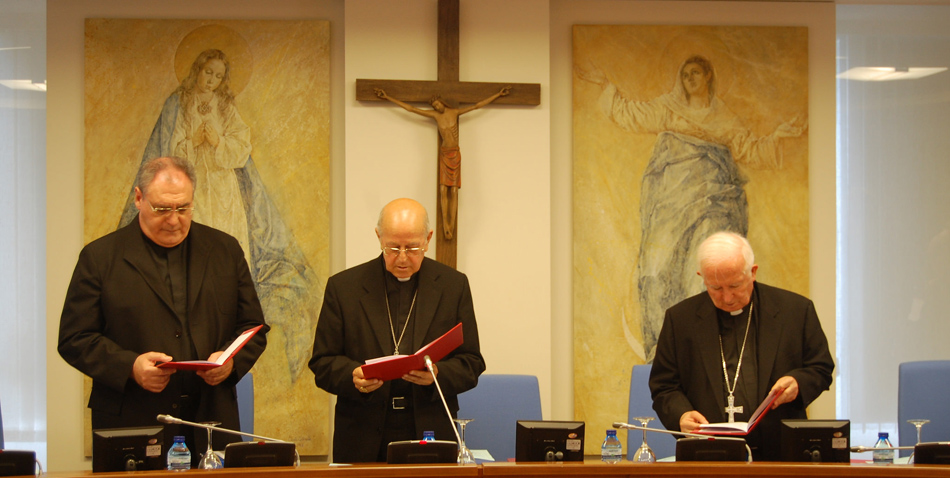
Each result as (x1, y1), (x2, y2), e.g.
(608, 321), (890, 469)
(141, 227), (188, 253)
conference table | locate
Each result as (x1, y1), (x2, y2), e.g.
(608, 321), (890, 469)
(38, 458), (950, 478)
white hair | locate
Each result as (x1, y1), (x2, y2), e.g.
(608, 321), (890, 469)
(696, 231), (755, 277)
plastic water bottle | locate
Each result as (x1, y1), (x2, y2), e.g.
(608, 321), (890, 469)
(601, 429), (623, 464)
(166, 435), (191, 471)
(872, 432), (894, 465)
(423, 430), (435, 442)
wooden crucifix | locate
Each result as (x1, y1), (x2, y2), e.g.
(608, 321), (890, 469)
(356, 0), (540, 269)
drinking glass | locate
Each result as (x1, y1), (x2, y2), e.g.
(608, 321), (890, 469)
(454, 418), (476, 465)
(907, 419), (930, 464)
(198, 422), (224, 470)
(632, 416), (657, 463)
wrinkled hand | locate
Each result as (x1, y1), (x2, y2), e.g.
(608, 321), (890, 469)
(402, 363), (438, 386)
(196, 351), (233, 386)
(353, 366), (382, 394)
(770, 376), (799, 409)
(679, 410), (709, 433)
(132, 352), (176, 393)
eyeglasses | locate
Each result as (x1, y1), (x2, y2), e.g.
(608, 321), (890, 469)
(146, 199), (195, 217)
(382, 245), (426, 257)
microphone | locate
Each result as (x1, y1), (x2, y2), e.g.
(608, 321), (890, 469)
(423, 355), (465, 447)
(613, 421), (715, 439)
(156, 414), (288, 443)
(849, 445), (915, 453)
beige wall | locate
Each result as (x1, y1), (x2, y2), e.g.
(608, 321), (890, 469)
(46, 0), (835, 472)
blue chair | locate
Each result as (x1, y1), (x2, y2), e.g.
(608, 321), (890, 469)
(627, 364), (676, 460)
(898, 361), (950, 457)
(457, 374), (542, 462)
(236, 373), (254, 441)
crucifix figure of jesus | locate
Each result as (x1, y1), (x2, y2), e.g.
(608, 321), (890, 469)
(356, 0), (540, 268)
(725, 394), (744, 423)
(374, 86), (511, 240)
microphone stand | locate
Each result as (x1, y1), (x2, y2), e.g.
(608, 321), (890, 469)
(156, 414), (289, 443)
(850, 445), (915, 453)
(613, 421), (721, 439)
(613, 421), (753, 462)
(157, 414), (300, 467)
(424, 355), (475, 464)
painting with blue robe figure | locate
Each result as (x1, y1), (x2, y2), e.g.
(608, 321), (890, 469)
(572, 25), (809, 453)
(83, 19), (330, 456)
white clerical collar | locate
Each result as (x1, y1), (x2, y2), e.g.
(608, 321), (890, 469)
(397, 276), (411, 282)
(730, 307), (745, 316)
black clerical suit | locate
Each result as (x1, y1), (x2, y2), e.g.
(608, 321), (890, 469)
(58, 219), (268, 451)
(649, 282), (834, 461)
(309, 256), (485, 463)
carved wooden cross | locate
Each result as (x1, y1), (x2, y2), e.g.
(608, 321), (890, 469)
(356, 0), (540, 268)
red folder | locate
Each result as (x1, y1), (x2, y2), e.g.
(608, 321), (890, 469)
(361, 323), (464, 381)
(695, 387), (784, 435)
(157, 325), (263, 371)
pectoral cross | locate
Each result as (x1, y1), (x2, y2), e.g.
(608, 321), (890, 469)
(725, 394), (744, 423)
(356, 0), (540, 268)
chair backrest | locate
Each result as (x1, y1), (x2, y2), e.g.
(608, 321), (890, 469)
(627, 364), (676, 460)
(457, 374), (542, 462)
(898, 361), (950, 456)
(236, 373), (254, 441)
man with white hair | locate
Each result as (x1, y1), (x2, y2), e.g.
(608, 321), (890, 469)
(649, 231), (834, 461)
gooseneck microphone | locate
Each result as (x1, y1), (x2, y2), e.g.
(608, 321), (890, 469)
(424, 355), (464, 448)
(612, 421), (715, 439)
(156, 414), (288, 443)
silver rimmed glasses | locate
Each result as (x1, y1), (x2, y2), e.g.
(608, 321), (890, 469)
(198, 422), (223, 470)
(381, 244), (427, 257)
(145, 199), (195, 217)
(632, 416), (657, 463)
(907, 419), (930, 464)
(454, 418), (476, 465)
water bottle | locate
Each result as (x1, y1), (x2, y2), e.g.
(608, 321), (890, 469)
(601, 429), (623, 464)
(166, 435), (191, 471)
(423, 430), (435, 442)
(872, 432), (894, 465)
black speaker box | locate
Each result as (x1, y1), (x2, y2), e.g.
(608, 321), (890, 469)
(0, 450), (36, 477)
(675, 437), (749, 461)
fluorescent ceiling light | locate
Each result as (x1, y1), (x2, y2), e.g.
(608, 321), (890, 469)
(0, 46), (31, 51)
(837, 67), (947, 82)
(0, 79), (47, 91)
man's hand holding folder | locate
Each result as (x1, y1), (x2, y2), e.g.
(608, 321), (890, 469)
(361, 323), (464, 381)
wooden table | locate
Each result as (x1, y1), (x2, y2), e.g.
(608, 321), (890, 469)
(38, 460), (950, 478)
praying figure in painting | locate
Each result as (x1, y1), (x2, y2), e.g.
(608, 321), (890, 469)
(375, 86), (511, 240)
(171, 49), (252, 261)
(577, 55), (807, 362)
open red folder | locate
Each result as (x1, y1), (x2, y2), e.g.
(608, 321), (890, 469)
(361, 323), (463, 381)
(695, 387), (784, 435)
(157, 324), (263, 371)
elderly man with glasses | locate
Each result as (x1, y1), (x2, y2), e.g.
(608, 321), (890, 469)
(58, 156), (268, 464)
(309, 198), (485, 463)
